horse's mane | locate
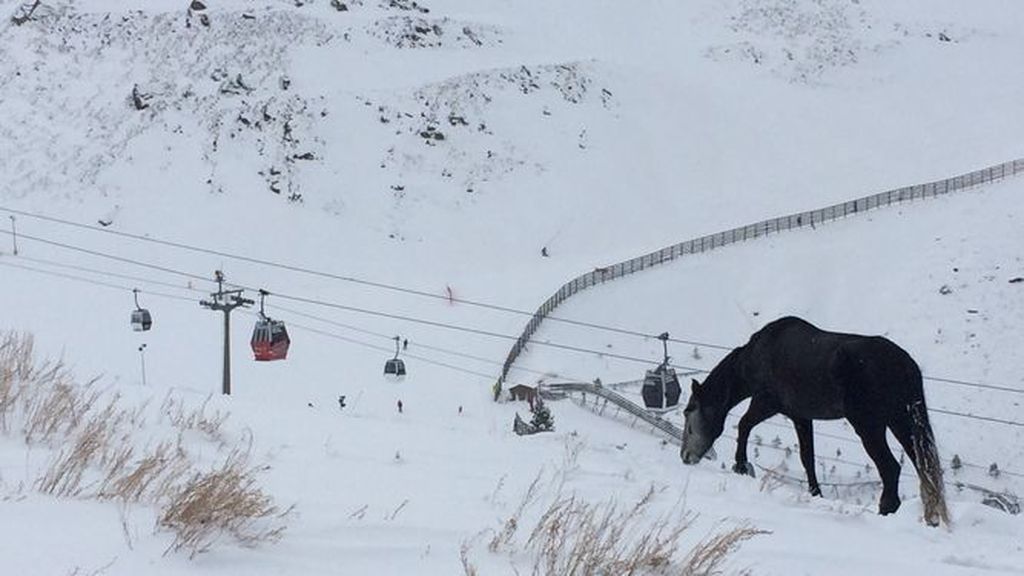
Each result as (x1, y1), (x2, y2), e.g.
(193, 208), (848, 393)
(702, 346), (746, 408)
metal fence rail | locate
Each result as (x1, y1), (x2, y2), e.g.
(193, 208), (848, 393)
(496, 158), (1024, 398)
(542, 381), (684, 443)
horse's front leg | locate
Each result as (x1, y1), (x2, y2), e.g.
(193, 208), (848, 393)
(734, 396), (779, 477)
(791, 417), (821, 496)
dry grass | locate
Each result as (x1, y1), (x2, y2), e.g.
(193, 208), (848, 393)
(460, 540), (479, 576)
(159, 443), (289, 558)
(161, 393), (229, 442)
(0, 332), (32, 432)
(489, 469), (544, 553)
(524, 486), (693, 576)
(478, 466), (766, 575)
(23, 372), (103, 444)
(1, 331), (287, 559)
(681, 524), (767, 576)
(37, 397), (124, 497)
(99, 440), (191, 503)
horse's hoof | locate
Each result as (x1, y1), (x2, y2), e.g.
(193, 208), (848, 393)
(732, 461), (755, 477)
(809, 485), (822, 497)
(879, 497), (901, 516)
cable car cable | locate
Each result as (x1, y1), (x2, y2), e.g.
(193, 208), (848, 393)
(3, 220), (1021, 397)
(0, 206), (733, 349)
(11, 253), (208, 294)
(2, 243), (691, 373)
(267, 302), (582, 380)
(0, 259), (200, 303)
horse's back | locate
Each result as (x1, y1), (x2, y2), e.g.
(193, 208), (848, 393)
(743, 317), (920, 418)
(832, 334), (924, 407)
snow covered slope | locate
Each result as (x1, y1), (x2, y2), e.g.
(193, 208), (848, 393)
(1, 0), (1023, 574)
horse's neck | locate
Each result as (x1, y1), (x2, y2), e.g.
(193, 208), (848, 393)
(723, 381), (752, 412)
(715, 349), (753, 413)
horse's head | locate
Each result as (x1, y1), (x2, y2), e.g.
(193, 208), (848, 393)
(680, 378), (726, 464)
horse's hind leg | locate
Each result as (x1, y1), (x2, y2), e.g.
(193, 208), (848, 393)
(791, 417), (821, 496)
(850, 418), (902, 515)
(888, 416), (920, 472)
(734, 395), (779, 477)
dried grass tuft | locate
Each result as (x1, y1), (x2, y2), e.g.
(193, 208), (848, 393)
(99, 440), (191, 503)
(36, 397), (127, 497)
(524, 487), (694, 576)
(161, 393), (229, 442)
(681, 524), (768, 576)
(159, 443), (289, 558)
(1, 332), (287, 559)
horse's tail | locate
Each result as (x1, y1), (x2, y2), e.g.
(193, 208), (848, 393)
(909, 400), (950, 527)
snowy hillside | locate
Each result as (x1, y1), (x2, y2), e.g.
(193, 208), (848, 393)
(1, 0), (1023, 574)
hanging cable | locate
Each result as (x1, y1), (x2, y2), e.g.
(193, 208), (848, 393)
(267, 302), (582, 380)
(0, 235), (702, 373)
(11, 253), (207, 294)
(2, 219), (1022, 397)
(0, 259), (199, 303)
(0, 206), (733, 349)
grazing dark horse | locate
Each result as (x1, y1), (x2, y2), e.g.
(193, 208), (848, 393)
(680, 316), (949, 526)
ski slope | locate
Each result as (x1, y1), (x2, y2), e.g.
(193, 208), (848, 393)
(1, 0), (1023, 574)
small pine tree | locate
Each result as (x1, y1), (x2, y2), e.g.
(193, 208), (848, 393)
(530, 398), (554, 432)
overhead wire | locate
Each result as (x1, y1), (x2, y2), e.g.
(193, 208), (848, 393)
(5, 229), (710, 375)
(0, 206), (733, 349)
(266, 315), (515, 384)
(0, 256), (532, 387)
(267, 301), (586, 381)
(2, 214), (1023, 397)
(11, 253), (208, 294)
(1, 224), (708, 373)
(7, 249), (1024, 480)
(0, 248), (623, 387)
(0, 259), (198, 304)
(266, 290), (710, 373)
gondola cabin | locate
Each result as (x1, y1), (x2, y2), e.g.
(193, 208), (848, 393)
(384, 357), (406, 377)
(642, 331), (681, 411)
(384, 335), (406, 378)
(641, 364), (681, 410)
(251, 318), (290, 361)
(131, 308), (152, 332)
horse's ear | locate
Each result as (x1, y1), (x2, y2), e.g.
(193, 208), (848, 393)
(691, 379), (701, 393)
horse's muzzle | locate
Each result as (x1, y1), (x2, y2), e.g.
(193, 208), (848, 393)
(681, 446), (716, 465)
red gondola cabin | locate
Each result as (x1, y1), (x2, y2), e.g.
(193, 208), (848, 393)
(251, 318), (290, 361)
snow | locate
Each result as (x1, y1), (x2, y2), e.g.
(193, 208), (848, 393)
(1, 0), (1023, 573)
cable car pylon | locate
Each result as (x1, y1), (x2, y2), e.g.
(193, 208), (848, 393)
(200, 270), (253, 395)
